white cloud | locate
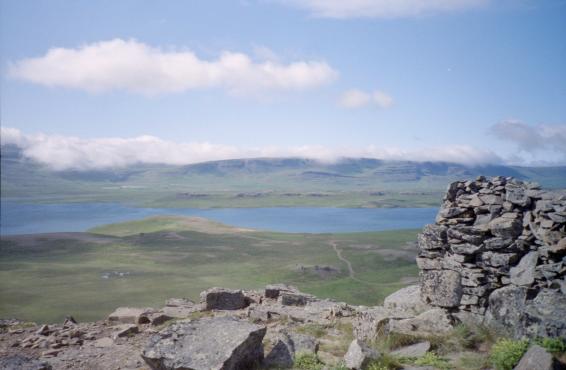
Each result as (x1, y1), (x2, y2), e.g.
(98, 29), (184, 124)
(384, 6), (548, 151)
(490, 120), (566, 154)
(1, 127), (501, 170)
(8, 39), (337, 96)
(339, 89), (393, 109)
(282, 0), (489, 18)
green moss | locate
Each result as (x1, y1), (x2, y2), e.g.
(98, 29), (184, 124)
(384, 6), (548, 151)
(414, 352), (452, 370)
(294, 352), (323, 370)
(489, 338), (529, 370)
(535, 337), (566, 354)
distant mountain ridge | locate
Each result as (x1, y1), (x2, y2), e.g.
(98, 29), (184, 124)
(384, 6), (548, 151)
(2, 143), (565, 207)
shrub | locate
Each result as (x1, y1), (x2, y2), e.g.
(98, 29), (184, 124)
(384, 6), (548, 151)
(294, 352), (323, 370)
(535, 337), (566, 354)
(414, 352), (452, 370)
(489, 338), (529, 370)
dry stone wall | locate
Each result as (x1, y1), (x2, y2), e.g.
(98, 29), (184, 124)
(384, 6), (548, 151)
(417, 176), (566, 338)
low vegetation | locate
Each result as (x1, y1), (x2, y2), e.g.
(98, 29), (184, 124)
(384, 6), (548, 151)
(0, 216), (419, 323)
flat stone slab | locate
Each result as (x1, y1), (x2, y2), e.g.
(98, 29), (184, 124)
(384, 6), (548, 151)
(142, 316), (266, 370)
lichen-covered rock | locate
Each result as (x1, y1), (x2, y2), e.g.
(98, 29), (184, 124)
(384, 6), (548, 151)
(484, 286), (527, 338)
(343, 339), (380, 370)
(353, 307), (392, 341)
(263, 331), (318, 369)
(141, 316), (266, 370)
(383, 285), (431, 318)
(388, 308), (455, 336)
(200, 287), (248, 310)
(510, 251), (538, 286)
(420, 270), (462, 307)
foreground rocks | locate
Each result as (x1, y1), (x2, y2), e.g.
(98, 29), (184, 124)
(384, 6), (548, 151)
(142, 317), (266, 370)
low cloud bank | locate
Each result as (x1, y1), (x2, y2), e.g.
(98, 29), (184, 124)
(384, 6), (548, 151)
(8, 39), (337, 96)
(490, 120), (566, 155)
(1, 127), (501, 171)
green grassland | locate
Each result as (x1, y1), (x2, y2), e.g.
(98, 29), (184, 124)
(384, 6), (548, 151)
(0, 216), (419, 323)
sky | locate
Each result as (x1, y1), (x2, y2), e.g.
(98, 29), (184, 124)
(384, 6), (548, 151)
(1, 0), (565, 170)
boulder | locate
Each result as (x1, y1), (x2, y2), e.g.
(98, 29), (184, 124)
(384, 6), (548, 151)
(279, 292), (310, 306)
(388, 308), (455, 336)
(510, 252), (538, 286)
(353, 307), (392, 341)
(523, 289), (566, 338)
(391, 341), (431, 358)
(343, 339), (380, 370)
(263, 331), (318, 369)
(420, 270), (462, 307)
(142, 316), (266, 370)
(383, 285), (431, 318)
(107, 307), (151, 324)
(513, 345), (557, 370)
(484, 286), (527, 338)
(200, 287), (247, 310)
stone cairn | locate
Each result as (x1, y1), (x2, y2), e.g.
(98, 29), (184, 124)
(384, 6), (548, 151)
(417, 176), (566, 338)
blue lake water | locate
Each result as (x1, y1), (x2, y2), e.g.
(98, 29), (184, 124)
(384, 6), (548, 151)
(0, 201), (438, 235)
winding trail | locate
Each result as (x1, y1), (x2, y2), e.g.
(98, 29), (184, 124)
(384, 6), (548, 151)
(329, 240), (417, 286)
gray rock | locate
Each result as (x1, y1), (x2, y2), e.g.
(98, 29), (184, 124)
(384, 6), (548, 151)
(0, 355), (52, 370)
(383, 285), (431, 318)
(263, 331), (318, 369)
(344, 339), (380, 369)
(489, 217), (522, 239)
(107, 307), (152, 324)
(417, 224), (447, 250)
(420, 270), (462, 307)
(506, 185), (531, 207)
(112, 324), (139, 339)
(353, 307), (392, 341)
(481, 251), (519, 267)
(523, 289), (566, 338)
(165, 297), (195, 307)
(510, 251), (538, 286)
(142, 316), (266, 370)
(391, 341), (431, 358)
(513, 345), (557, 370)
(279, 292), (310, 306)
(388, 308), (455, 336)
(485, 286), (527, 338)
(264, 284), (298, 299)
(200, 287), (247, 310)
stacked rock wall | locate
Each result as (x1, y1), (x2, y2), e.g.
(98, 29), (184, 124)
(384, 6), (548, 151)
(417, 176), (566, 338)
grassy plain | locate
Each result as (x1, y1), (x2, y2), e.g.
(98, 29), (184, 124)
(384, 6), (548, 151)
(0, 216), (419, 323)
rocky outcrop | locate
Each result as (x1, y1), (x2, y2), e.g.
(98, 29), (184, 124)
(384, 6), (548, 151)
(142, 316), (266, 370)
(417, 176), (566, 338)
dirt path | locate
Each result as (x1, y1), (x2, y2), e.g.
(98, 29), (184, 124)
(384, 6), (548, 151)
(329, 240), (418, 286)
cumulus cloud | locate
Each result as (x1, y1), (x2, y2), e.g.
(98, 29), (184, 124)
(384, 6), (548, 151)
(490, 120), (566, 154)
(281, 0), (489, 18)
(339, 89), (393, 109)
(1, 127), (501, 170)
(8, 39), (337, 96)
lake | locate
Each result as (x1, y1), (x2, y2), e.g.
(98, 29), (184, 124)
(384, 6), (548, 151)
(0, 200), (438, 235)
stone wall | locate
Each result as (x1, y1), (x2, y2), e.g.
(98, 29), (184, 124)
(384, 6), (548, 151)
(417, 176), (566, 338)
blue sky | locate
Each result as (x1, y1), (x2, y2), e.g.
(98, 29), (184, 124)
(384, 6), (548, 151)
(1, 0), (565, 169)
